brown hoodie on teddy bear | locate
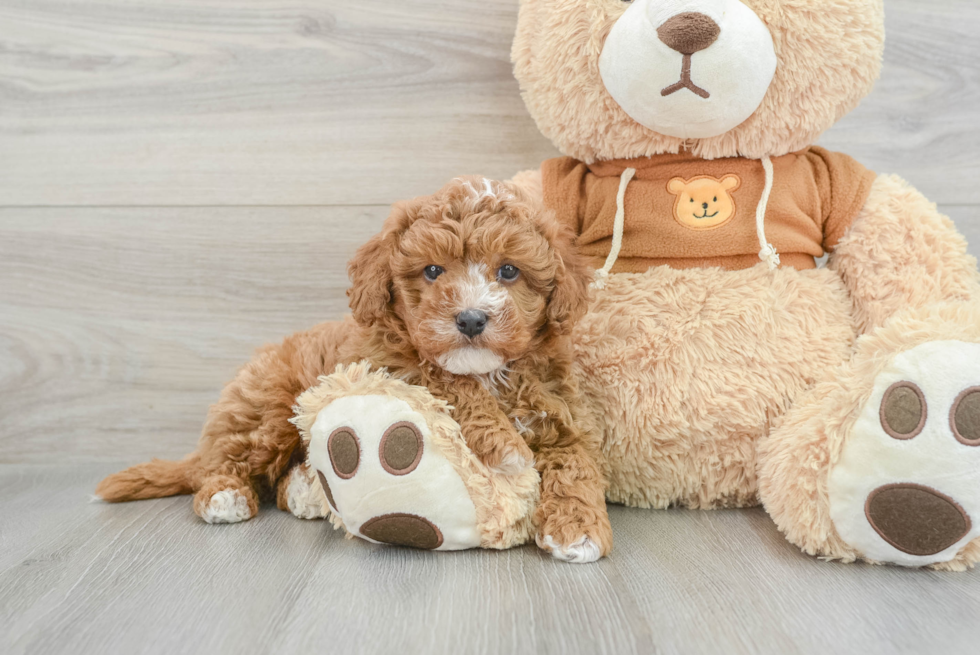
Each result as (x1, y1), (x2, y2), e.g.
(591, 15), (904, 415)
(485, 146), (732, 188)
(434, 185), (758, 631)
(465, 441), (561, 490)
(543, 147), (876, 272)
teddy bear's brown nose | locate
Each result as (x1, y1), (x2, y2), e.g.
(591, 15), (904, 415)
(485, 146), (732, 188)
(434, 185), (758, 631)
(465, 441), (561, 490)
(657, 12), (720, 55)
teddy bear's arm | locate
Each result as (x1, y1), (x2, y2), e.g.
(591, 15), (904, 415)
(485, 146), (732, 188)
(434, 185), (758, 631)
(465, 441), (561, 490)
(828, 174), (980, 334)
(508, 168), (544, 202)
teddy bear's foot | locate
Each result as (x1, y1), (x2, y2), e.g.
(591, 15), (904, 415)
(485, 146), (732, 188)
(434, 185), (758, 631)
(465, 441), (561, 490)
(828, 340), (980, 566)
(759, 305), (980, 569)
(293, 363), (540, 552)
(307, 394), (484, 550)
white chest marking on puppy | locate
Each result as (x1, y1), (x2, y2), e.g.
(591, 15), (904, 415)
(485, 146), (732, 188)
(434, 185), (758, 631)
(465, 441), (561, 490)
(513, 411), (548, 436)
(438, 348), (506, 376)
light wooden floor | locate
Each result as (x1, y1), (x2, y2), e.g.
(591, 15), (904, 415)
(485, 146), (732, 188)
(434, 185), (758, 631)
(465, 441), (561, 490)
(1, 1), (978, 653)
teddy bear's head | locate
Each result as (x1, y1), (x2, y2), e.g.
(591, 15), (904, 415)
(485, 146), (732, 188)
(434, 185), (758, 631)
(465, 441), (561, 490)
(512, 0), (885, 162)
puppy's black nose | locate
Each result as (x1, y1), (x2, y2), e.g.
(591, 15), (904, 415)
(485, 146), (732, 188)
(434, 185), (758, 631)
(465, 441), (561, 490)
(702, 202), (709, 209)
(456, 309), (487, 338)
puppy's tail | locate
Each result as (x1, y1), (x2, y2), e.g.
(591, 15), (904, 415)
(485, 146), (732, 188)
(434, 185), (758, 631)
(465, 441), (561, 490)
(95, 454), (200, 502)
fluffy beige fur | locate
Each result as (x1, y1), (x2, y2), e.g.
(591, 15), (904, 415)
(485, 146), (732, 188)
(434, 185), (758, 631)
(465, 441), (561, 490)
(513, 0), (885, 162)
(573, 262), (856, 509)
(829, 175), (980, 334)
(292, 362), (541, 549)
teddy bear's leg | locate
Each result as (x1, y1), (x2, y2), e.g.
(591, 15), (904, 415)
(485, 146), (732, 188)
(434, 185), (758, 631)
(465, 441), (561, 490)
(192, 471), (260, 524)
(293, 364), (540, 551)
(276, 462), (327, 520)
(759, 305), (980, 569)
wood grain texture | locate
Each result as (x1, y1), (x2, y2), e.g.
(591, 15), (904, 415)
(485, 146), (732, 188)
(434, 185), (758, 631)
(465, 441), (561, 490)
(0, 0), (977, 206)
(1, 464), (978, 655)
(0, 0), (556, 206)
(0, 206), (388, 463)
(1, 0), (979, 653)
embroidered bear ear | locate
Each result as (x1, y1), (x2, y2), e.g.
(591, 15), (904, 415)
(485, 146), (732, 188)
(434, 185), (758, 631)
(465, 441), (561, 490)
(667, 177), (686, 194)
(721, 175), (741, 191)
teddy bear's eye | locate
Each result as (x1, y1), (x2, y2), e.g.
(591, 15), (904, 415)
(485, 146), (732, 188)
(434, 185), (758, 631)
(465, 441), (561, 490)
(423, 265), (444, 282)
(713, 197), (717, 202)
(690, 198), (694, 203)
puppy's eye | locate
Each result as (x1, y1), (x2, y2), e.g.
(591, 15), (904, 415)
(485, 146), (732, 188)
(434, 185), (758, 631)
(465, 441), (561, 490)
(713, 197), (717, 202)
(497, 264), (520, 282)
(423, 265), (444, 282)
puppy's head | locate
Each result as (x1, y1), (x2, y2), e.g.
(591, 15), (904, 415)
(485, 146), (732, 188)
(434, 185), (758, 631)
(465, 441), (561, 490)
(348, 177), (590, 376)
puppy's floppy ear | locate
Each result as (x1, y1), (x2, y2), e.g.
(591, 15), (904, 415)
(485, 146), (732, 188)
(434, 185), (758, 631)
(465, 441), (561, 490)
(544, 219), (592, 336)
(347, 200), (417, 327)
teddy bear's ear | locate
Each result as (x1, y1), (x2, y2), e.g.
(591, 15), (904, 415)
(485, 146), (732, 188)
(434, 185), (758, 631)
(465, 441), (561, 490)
(347, 200), (418, 327)
(667, 178), (687, 195)
(721, 175), (741, 191)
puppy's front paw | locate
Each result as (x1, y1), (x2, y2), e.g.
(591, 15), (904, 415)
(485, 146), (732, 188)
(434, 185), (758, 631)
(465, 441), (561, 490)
(278, 463), (328, 520)
(535, 509), (613, 564)
(536, 533), (603, 563)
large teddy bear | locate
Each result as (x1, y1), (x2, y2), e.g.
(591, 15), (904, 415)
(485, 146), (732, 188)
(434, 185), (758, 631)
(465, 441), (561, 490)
(507, 0), (980, 569)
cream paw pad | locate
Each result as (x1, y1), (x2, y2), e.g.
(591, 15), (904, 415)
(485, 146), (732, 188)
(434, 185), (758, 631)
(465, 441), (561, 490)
(291, 362), (539, 551)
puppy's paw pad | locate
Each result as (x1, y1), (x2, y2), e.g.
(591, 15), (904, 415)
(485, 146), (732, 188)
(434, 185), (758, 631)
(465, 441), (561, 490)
(536, 533), (602, 564)
(201, 489), (252, 524)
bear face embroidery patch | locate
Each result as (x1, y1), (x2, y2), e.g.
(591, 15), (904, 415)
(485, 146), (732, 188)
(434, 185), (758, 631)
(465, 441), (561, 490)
(667, 175), (741, 230)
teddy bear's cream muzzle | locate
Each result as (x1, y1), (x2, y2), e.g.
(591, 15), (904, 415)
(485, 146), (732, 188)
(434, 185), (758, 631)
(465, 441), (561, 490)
(598, 0), (777, 140)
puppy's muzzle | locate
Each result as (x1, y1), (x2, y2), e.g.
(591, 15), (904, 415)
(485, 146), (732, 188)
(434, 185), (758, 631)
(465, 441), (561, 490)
(455, 309), (488, 338)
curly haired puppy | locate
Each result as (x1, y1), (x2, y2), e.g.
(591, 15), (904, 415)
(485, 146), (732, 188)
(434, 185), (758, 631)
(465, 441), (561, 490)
(97, 177), (613, 561)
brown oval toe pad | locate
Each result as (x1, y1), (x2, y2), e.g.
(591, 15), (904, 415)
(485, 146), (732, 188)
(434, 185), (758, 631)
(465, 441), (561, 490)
(879, 381), (926, 440)
(328, 427), (360, 478)
(380, 422), (423, 475)
(951, 387), (980, 446)
(359, 513), (444, 550)
(865, 483), (971, 556)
